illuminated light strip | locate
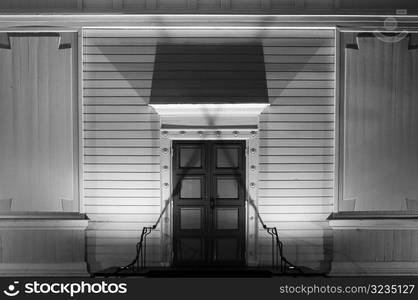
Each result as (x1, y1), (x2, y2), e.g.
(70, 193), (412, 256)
(161, 127), (257, 131)
(150, 103), (270, 116)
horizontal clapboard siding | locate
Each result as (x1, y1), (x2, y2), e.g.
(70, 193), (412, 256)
(84, 30), (160, 271)
(83, 28), (334, 271)
(258, 29), (334, 269)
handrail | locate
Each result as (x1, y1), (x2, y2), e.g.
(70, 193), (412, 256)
(265, 226), (304, 274)
(112, 198), (172, 275)
(114, 196), (302, 275)
(248, 198), (304, 274)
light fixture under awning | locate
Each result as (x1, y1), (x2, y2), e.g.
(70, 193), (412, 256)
(149, 43), (269, 129)
(150, 103), (268, 129)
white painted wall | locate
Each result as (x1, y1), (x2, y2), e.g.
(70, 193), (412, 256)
(83, 28), (335, 272)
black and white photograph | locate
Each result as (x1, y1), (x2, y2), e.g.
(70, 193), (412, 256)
(0, 1), (418, 299)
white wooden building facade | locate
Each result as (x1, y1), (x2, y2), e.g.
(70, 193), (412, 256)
(0, 0), (418, 276)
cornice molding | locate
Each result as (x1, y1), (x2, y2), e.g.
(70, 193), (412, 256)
(0, 14), (418, 31)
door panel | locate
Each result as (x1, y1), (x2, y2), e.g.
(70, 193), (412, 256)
(214, 238), (240, 262)
(173, 140), (246, 267)
(215, 176), (240, 199)
(215, 208), (239, 230)
(176, 238), (205, 262)
(179, 176), (204, 199)
(178, 145), (204, 169)
(179, 207), (203, 230)
(215, 146), (240, 169)
(173, 141), (209, 266)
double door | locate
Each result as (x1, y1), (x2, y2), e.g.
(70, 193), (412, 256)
(172, 140), (246, 267)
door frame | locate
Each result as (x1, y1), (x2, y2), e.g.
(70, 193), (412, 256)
(159, 129), (260, 267)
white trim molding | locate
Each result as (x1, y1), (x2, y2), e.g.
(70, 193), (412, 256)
(330, 262), (418, 277)
(0, 263), (89, 277)
(0, 212), (88, 220)
(328, 212), (418, 276)
(152, 102), (265, 267)
(150, 103), (269, 117)
(160, 129), (259, 140)
(1, 15), (418, 31)
(0, 213), (89, 276)
(150, 103), (269, 130)
(328, 218), (418, 230)
(327, 212), (418, 230)
(0, 219), (88, 230)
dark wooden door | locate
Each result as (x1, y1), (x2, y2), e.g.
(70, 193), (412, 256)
(172, 140), (246, 267)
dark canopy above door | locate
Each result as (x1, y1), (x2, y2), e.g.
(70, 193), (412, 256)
(149, 43), (270, 129)
(149, 43), (269, 105)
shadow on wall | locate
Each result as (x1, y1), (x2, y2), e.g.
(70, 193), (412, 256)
(253, 24), (334, 273)
(85, 24), (333, 272)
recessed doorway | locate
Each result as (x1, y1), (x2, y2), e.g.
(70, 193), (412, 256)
(172, 140), (246, 267)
